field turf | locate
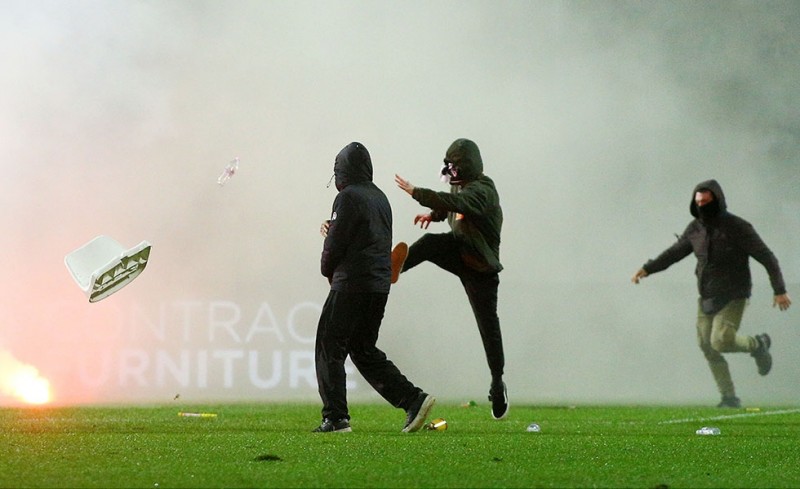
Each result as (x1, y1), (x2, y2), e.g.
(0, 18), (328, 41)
(2, 402), (799, 488)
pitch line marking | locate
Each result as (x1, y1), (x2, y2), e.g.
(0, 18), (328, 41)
(659, 407), (800, 425)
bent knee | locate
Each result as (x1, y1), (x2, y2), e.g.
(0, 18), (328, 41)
(699, 341), (723, 360)
(710, 326), (738, 352)
(709, 337), (736, 353)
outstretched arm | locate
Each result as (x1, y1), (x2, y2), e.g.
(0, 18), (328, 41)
(396, 174), (445, 226)
(735, 219), (787, 298)
(637, 231), (694, 279)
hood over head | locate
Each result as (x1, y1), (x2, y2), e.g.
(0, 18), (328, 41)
(334, 142), (373, 191)
(442, 138), (483, 184)
(690, 179), (727, 219)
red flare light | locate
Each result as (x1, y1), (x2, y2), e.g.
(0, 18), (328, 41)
(0, 351), (52, 405)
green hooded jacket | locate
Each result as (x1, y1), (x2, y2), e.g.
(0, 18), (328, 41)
(411, 138), (503, 273)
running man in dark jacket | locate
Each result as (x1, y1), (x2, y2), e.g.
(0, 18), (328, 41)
(394, 138), (508, 420)
(314, 142), (435, 433)
(631, 179), (791, 408)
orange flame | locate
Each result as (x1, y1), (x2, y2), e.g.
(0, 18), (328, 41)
(0, 350), (52, 404)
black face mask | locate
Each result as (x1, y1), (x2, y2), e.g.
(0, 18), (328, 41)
(696, 199), (721, 221)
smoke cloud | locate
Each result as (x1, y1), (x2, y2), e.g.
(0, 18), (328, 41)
(1, 1), (798, 406)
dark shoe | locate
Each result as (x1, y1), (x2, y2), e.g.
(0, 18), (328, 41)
(391, 242), (408, 284)
(717, 396), (741, 408)
(402, 393), (436, 433)
(751, 333), (772, 376)
(312, 418), (352, 433)
(489, 381), (509, 420)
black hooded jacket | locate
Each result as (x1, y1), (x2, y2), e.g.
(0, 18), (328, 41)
(321, 142), (392, 293)
(642, 179), (786, 314)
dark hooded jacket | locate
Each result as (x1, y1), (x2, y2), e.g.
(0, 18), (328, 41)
(321, 142), (392, 293)
(642, 179), (786, 314)
(411, 138), (503, 273)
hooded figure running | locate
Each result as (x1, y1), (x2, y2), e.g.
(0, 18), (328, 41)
(394, 138), (508, 420)
(314, 142), (435, 433)
(631, 179), (791, 408)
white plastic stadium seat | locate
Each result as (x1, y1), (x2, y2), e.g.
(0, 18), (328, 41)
(64, 235), (152, 303)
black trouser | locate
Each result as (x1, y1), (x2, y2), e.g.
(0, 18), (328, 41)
(403, 232), (505, 382)
(315, 290), (421, 421)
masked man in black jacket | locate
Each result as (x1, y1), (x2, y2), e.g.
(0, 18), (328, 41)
(394, 138), (508, 420)
(314, 142), (435, 433)
(632, 179), (791, 408)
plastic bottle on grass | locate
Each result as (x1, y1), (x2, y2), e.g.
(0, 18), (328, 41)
(526, 423), (541, 432)
(695, 426), (721, 435)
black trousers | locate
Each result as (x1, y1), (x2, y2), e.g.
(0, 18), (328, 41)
(403, 232), (505, 381)
(315, 290), (421, 421)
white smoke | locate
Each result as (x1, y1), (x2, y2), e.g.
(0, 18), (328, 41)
(1, 1), (798, 405)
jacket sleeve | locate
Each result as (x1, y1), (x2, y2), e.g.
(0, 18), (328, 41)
(430, 208), (448, 222)
(642, 232), (693, 275)
(412, 181), (491, 218)
(320, 192), (357, 278)
(736, 220), (787, 295)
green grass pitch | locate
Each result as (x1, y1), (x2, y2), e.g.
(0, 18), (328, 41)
(2, 402), (799, 488)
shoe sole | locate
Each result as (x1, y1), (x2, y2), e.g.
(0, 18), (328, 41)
(756, 352), (772, 376)
(492, 401), (509, 420)
(491, 386), (509, 420)
(753, 333), (772, 376)
(402, 395), (436, 433)
(391, 242), (408, 284)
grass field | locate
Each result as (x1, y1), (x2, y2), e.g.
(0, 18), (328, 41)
(2, 402), (799, 488)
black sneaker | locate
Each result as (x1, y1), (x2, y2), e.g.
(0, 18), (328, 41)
(312, 418), (352, 433)
(751, 333), (772, 376)
(489, 382), (509, 420)
(717, 396), (741, 408)
(402, 393), (435, 433)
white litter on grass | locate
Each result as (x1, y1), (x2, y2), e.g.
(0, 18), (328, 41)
(526, 423), (541, 432)
(695, 426), (721, 435)
(64, 235), (151, 303)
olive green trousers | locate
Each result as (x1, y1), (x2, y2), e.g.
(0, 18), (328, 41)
(696, 298), (759, 398)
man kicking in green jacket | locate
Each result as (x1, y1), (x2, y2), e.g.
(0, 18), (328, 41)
(394, 138), (508, 420)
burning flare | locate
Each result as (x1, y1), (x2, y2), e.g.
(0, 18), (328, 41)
(0, 350), (52, 404)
